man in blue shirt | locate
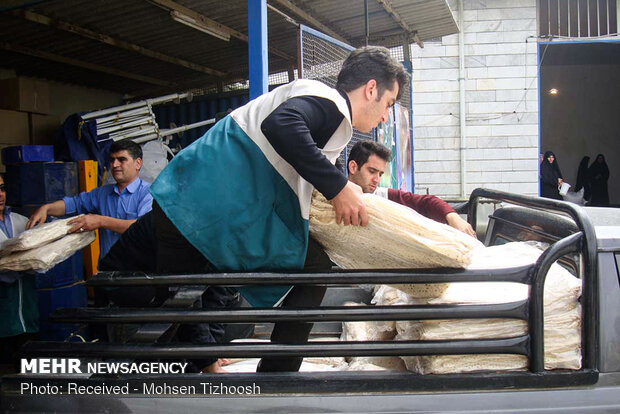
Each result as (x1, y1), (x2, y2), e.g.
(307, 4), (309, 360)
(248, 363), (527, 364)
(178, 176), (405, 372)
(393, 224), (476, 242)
(26, 140), (153, 258)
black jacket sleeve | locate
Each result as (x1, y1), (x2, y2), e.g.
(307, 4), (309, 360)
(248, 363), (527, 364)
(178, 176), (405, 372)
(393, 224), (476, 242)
(260, 96), (348, 200)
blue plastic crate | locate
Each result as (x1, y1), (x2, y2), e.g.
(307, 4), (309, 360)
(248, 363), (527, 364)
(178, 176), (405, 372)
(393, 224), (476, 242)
(2, 145), (54, 164)
(6, 162), (78, 205)
(37, 282), (87, 331)
(37, 282), (88, 341)
(35, 252), (84, 289)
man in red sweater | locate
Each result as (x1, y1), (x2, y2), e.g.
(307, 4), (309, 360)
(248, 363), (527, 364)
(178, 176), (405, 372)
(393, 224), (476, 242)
(346, 140), (476, 238)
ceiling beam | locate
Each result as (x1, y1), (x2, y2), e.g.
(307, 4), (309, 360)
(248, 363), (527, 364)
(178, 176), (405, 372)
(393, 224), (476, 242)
(268, 0), (350, 44)
(146, 0), (295, 62)
(8, 9), (227, 77)
(131, 73), (249, 100)
(0, 41), (175, 87)
(374, 0), (423, 47)
(351, 31), (422, 49)
(375, 0), (412, 31)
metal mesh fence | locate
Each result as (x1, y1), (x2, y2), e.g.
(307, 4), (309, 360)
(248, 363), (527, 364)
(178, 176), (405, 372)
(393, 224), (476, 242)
(269, 70), (294, 85)
(189, 70), (295, 98)
(387, 45), (410, 111)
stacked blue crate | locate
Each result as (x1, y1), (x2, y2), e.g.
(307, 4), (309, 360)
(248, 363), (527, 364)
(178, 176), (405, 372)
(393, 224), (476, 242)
(35, 245), (88, 341)
(2, 145), (54, 164)
(1, 149), (87, 341)
(35, 252), (84, 289)
(37, 282), (88, 341)
(5, 162), (78, 206)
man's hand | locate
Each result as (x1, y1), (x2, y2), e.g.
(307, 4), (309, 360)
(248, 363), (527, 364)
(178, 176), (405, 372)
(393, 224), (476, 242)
(445, 212), (476, 238)
(67, 214), (102, 234)
(329, 181), (368, 226)
(26, 205), (49, 230)
(26, 200), (66, 230)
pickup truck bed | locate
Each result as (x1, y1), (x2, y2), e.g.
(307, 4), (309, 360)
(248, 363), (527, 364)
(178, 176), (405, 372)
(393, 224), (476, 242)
(2, 188), (620, 413)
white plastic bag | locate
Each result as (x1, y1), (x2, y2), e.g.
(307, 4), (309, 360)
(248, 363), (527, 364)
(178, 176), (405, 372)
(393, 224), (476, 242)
(563, 188), (585, 205)
(139, 140), (169, 183)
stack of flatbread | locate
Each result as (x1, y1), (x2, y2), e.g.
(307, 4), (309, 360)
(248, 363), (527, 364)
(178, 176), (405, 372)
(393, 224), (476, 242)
(309, 191), (483, 269)
(0, 216), (95, 272)
(340, 302), (407, 371)
(309, 191), (484, 298)
(341, 243), (582, 374)
(394, 242), (582, 373)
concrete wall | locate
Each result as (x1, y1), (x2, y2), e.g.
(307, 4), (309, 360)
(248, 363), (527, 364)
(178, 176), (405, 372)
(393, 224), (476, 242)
(541, 63), (620, 205)
(410, 0), (539, 198)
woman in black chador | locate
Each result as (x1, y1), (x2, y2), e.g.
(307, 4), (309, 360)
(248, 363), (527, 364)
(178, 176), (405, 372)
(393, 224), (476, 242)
(540, 151), (563, 200)
(574, 156), (591, 201)
(588, 154), (610, 206)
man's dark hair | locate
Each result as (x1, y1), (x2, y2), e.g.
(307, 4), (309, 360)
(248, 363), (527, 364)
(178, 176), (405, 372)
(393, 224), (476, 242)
(348, 140), (392, 170)
(336, 46), (409, 101)
(109, 139), (142, 160)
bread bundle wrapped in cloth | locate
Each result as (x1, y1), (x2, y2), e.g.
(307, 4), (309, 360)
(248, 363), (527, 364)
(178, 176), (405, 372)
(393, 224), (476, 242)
(309, 191), (484, 297)
(0, 216), (95, 272)
(309, 191), (483, 269)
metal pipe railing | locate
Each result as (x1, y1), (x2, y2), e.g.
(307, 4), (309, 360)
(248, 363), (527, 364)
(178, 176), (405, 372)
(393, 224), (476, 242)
(50, 300), (529, 324)
(86, 264), (533, 287)
(529, 232), (583, 372)
(97, 117), (155, 135)
(158, 118), (215, 137)
(21, 337), (529, 359)
(95, 107), (153, 125)
(81, 93), (191, 120)
(467, 188), (598, 372)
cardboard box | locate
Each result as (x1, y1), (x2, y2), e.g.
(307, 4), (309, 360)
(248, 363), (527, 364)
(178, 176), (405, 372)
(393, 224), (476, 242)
(0, 78), (50, 114)
(29, 113), (60, 145)
(0, 109), (29, 144)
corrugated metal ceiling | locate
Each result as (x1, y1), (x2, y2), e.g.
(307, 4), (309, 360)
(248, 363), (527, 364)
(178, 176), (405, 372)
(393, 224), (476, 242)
(0, 0), (458, 97)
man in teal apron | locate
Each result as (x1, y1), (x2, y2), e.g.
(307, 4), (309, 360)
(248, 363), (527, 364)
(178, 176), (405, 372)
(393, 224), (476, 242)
(101, 46), (409, 372)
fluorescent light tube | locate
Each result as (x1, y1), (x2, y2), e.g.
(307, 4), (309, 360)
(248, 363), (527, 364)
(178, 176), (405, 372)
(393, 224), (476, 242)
(170, 10), (230, 42)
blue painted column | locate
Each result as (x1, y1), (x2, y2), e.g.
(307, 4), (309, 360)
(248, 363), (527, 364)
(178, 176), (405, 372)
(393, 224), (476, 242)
(248, 0), (268, 100)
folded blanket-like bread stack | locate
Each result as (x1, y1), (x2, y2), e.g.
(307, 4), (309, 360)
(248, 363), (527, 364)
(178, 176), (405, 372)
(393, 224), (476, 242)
(342, 243), (582, 373)
(309, 191), (483, 270)
(0, 216), (95, 272)
(309, 191), (484, 298)
(340, 302), (407, 371)
(395, 242), (582, 373)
